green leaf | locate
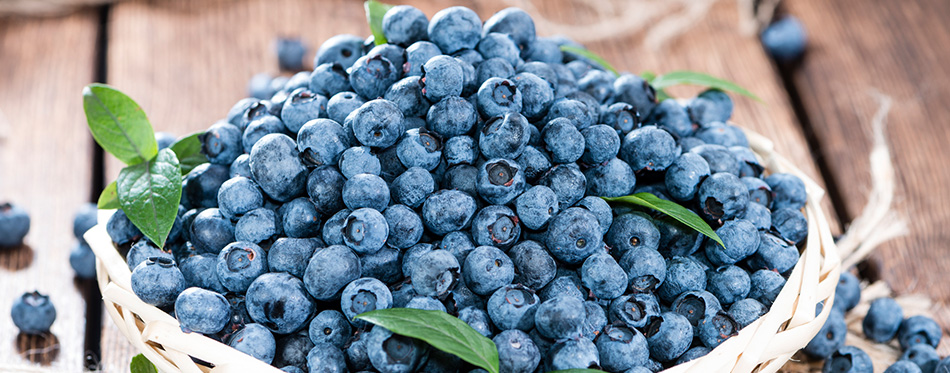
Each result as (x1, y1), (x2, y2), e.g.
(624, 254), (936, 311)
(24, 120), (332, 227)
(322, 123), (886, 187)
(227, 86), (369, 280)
(97, 180), (119, 209)
(168, 132), (208, 175)
(83, 83), (158, 165)
(117, 148), (182, 248)
(640, 70), (657, 83)
(602, 192), (725, 248)
(129, 354), (157, 373)
(356, 308), (500, 373)
(549, 370), (609, 373)
(650, 71), (762, 102)
(559, 45), (619, 77)
(364, 0), (394, 45)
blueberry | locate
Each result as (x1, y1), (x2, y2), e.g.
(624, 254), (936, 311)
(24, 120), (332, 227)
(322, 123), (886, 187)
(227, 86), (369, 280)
(342, 173), (390, 211)
(422, 189), (477, 236)
(533, 296), (586, 340)
(476, 78), (522, 118)
(377, 205), (422, 250)
(500, 242), (554, 292)
(771, 207), (808, 244)
(645, 99), (693, 138)
(69, 242), (97, 279)
(574, 197), (611, 237)
(696, 311), (739, 348)
(396, 128), (442, 171)
(696, 122), (748, 147)
(315, 34), (364, 69)
(229, 323), (277, 364)
(748, 269), (786, 307)
(460, 245), (513, 296)
(230, 154), (252, 178)
(746, 231), (799, 274)
(273, 333), (313, 373)
(412, 249), (461, 297)
(132, 257), (186, 307)
(348, 54), (399, 100)
(487, 284), (539, 331)
(195, 122), (242, 167)
(216, 242), (267, 293)
(655, 216), (706, 258)
(516, 145), (553, 183)
(620, 126), (679, 171)
(541, 118), (585, 164)
(546, 338), (599, 370)
(596, 324), (649, 371)
(822, 346), (873, 373)
(179, 254), (226, 292)
(698, 172), (750, 221)
(537, 163), (587, 207)
(349, 99), (404, 148)
(380, 5), (428, 47)
(765, 173), (807, 210)
(243, 115), (287, 153)
(543, 99), (595, 131)
(482, 7), (536, 48)
(401, 41), (441, 77)
(455, 306), (492, 338)
(512, 72), (555, 121)
(728, 298), (767, 329)
(401, 243), (436, 279)
(898, 315), (942, 350)
(360, 246), (402, 285)
(938, 359), (950, 373)
(476, 57), (515, 86)
(341, 208), (388, 254)
(183, 163), (231, 208)
(127, 239), (173, 271)
(366, 326), (428, 373)
(426, 96), (478, 139)
(296, 119), (348, 167)
(470, 205), (521, 250)
(545, 207), (603, 265)
(306, 166), (346, 216)
(305, 342), (347, 373)
(303, 310), (350, 350)
(613, 74), (657, 117)
(731, 146), (763, 177)
(390, 167), (436, 209)
(691, 144), (740, 176)
(279, 89), (325, 134)
(479, 113), (531, 160)
(174, 287), (229, 334)
(616, 248), (665, 295)
(341, 277), (393, 325)
(420, 55), (465, 103)
(475, 159), (526, 206)
(441, 136), (476, 167)
(494, 330), (541, 373)
(303, 245), (361, 301)
(705, 265), (751, 305)
(689, 89), (733, 125)
(600, 102), (639, 136)
(11, 291), (56, 334)
(248, 134), (307, 202)
(580, 252), (626, 300)
(514, 186), (559, 231)
(309, 63), (352, 97)
(742, 200), (773, 231)
(427, 6), (481, 54)
(522, 38), (562, 64)
(578, 124), (620, 166)
(834, 272), (862, 313)
(644, 312), (692, 362)
(705, 218), (760, 266)
(275, 198), (320, 238)
(742, 176), (773, 208)
(606, 213), (659, 261)
(885, 361), (923, 373)
(327, 91), (366, 125)
(761, 16), (807, 62)
(217, 176), (264, 220)
(676, 347), (711, 365)
(539, 274), (585, 302)
(265, 238), (316, 278)
(803, 307), (847, 358)
(345, 333), (372, 371)
(383, 77), (428, 119)
(657, 256), (707, 304)
(576, 70), (614, 103)
(665, 152), (712, 201)
(584, 156), (637, 198)
(235, 207), (280, 244)
(901, 343), (939, 373)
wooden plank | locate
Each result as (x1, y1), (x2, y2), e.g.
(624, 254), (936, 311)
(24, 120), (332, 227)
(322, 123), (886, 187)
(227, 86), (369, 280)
(786, 0), (950, 355)
(0, 10), (100, 372)
(104, 0), (839, 369)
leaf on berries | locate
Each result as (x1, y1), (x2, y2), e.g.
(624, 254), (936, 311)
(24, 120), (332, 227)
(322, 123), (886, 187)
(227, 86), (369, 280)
(83, 83), (158, 166)
(364, 0), (394, 46)
(116, 148), (182, 248)
(603, 192), (725, 248)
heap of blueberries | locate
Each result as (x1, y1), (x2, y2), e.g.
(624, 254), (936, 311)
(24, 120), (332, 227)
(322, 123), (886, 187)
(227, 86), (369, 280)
(105, 5), (815, 373)
(806, 272), (947, 373)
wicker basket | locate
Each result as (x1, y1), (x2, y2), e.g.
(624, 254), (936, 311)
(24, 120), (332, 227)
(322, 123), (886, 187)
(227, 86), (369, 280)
(85, 127), (841, 373)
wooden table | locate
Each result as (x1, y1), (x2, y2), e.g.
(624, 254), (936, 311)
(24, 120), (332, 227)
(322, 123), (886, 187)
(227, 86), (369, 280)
(0, 0), (947, 371)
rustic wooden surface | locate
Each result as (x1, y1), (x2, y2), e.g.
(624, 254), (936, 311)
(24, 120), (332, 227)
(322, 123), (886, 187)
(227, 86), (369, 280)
(0, 9), (100, 371)
(2, 0), (949, 371)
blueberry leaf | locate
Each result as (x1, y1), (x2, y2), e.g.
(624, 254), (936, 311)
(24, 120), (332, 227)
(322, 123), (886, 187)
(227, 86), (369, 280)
(364, 0), (394, 46)
(129, 354), (158, 373)
(356, 308), (500, 373)
(603, 192), (725, 248)
(168, 132), (207, 175)
(98, 180), (119, 209)
(649, 70), (762, 102)
(559, 45), (619, 77)
(83, 83), (158, 166)
(117, 148), (182, 248)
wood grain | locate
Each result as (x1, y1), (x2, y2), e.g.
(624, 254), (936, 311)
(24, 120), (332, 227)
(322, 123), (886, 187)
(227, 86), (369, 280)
(786, 0), (950, 356)
(0, 10), (99, 372)
(103, 0), (839, 369)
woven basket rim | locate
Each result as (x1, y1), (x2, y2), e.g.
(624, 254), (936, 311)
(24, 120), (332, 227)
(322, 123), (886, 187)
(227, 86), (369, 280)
(85, 126), (841, 373)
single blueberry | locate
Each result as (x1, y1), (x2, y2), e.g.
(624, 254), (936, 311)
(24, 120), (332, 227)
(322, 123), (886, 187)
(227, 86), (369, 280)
(215, 241), (267, 293)
(131, 257), (186, 307)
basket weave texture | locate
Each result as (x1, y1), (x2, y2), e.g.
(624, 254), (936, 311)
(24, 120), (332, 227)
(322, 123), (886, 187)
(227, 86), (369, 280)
(85, 128), (841, 373)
